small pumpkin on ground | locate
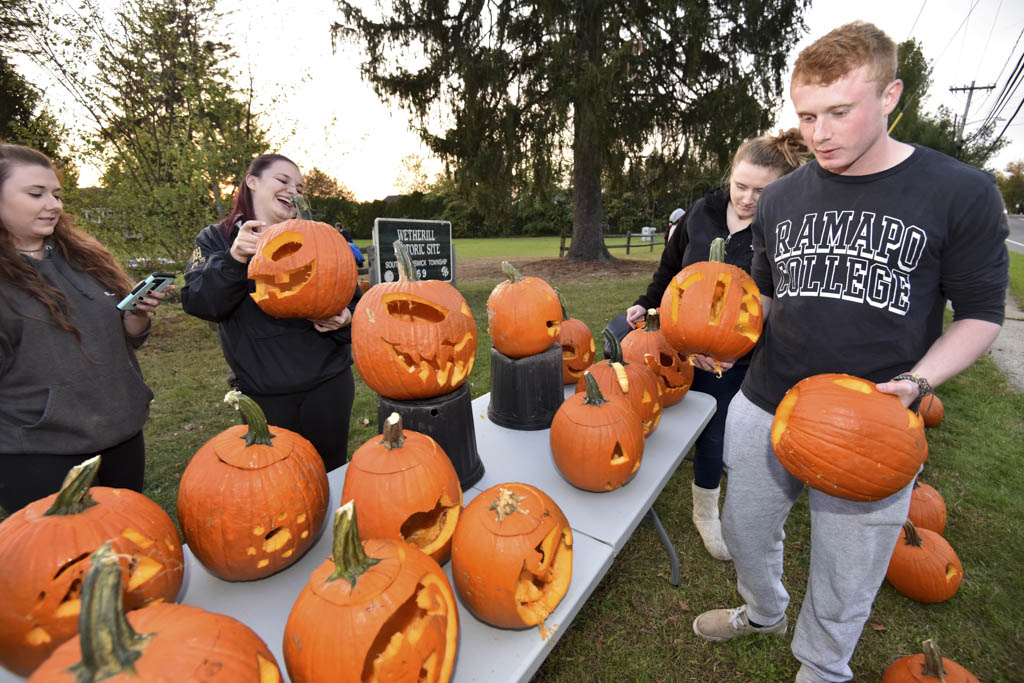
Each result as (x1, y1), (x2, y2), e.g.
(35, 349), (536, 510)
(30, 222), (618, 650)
(177, 391), (329, 581)
(451, 483), (572, 629)
(486, 261), (562, 358)
(577, 327), (663, 436)
(882, 638), (978, 682)
(556, 292), (596, 384)
(248, 194), (358, 319)
(283, 501), (458, 683)
(918, 393), (944, 428)
(908, 479), (947, 535)
(772, 373), (928, 501)
(0, 456), (183, 677)
(341, 412), (463, 564)
(886, 520), (963, 604)
(28, 542), (281, 683)
(352, 240), (477, 400)
(659, 237), (763, 373)
(620, 308), (693, 406)
(553, 371), (645, 491)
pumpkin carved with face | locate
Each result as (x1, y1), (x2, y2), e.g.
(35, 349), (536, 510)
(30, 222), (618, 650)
(577, 328), (663, 437)
(284, 502), (458, 683)
(620, 309), (693, 406)
(248, 196), (357, 320)
(451, 483), (572, 629)
(0, 457), (184, 677)
(487, 261), (562, 358)
(556, 293), (596, 384)
(353, 240), (477, 400)
(177, 391), (329, 581)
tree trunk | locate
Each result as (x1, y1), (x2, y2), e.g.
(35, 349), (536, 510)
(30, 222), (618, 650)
(567, 0), (611, 263)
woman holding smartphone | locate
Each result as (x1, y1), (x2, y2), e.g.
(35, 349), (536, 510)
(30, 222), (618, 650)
(0, 143), (166, 513)
(180, 153), (360, 472)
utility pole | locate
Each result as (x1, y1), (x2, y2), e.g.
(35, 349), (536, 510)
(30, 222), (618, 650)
(949, 81), (995, 159)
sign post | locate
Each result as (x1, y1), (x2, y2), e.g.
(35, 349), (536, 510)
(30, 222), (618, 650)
(371, 218), (454, 285)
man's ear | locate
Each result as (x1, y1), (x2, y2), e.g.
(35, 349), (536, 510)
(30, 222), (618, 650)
(882, 79), (904, 115)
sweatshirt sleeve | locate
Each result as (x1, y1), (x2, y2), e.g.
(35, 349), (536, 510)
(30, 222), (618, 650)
(634, 212), (690, 310)
(180, 226), (252, 323)
(750, 205), (774, 299)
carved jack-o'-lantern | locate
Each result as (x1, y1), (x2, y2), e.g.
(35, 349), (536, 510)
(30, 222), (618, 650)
(487, 261), (562, 358)
(556, 293), (595, 384)
(353, 240), (477, 400)
(342, 413), (463, 564)
(177, 391), (329, 581)
(284, 502), (458, 683)
(248, 195), (357, 320)
(577, 328), (663, 436)
(0, 457), (184, 677)
(621, 309), (693, 406)
(451, 483), (572, 629)
(660, 237), (763, 372)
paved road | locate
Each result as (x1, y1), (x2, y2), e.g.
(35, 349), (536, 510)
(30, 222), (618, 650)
(1008, 214), (1024, 255)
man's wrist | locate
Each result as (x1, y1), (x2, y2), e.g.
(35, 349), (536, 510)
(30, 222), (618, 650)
(890, 373), (933, 399)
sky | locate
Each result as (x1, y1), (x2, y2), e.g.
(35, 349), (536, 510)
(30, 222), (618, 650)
(27, 0), (1024, 199)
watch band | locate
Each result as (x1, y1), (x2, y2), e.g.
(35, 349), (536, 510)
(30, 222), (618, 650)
(890, 373), (933, 399)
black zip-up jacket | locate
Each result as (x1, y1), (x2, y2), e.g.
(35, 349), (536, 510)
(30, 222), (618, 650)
(180, 223), (361, 396)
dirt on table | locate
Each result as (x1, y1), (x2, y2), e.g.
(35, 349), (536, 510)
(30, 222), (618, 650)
(456, 256), (657, 284)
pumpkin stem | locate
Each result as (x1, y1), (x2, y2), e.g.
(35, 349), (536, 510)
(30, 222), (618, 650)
(601, 327), (625, 364)
(556, 290), (569, 320)
(901, 519), (924, 548)
(708, 237), (726, 263)
(489, 486), (528, 523)
(919, 639), (948, 681)
(379, 412), (407, 450)
(70, 542), (154, 682)
(393, 240), (419, 282)
(44, 455), (100, 516)
(643, 308), (661, 332)
(224, 390), (276, 447)
(327, 501), (380, 586)
(289, 194), (313, 221)
(500, 260), (524, 283)
(582, 370), (609, 407)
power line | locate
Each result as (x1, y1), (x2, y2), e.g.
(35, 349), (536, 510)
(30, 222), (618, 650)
(906, 0), (928, 41)
(977, 24), (1024, 115)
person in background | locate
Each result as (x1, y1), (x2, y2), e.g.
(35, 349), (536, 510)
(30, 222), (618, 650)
(181, 154), (360, 471)
(336, 223), (365, 267)
(0, 143), (166, 513)
(666, 207), (685, 243)
(624, 130), (808, 560)
(692, 23), (1008, 683)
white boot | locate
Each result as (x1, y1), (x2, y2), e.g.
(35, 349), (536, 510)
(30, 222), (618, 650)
(692, 482), (731, 561)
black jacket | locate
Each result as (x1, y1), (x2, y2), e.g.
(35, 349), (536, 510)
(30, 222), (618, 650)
(181, 223), (361, 395)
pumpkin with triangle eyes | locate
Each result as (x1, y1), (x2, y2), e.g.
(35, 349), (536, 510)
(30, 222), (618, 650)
(620, 309), (693, 406)
(556, 293), (595, 384)
(353, 240), (477, 400)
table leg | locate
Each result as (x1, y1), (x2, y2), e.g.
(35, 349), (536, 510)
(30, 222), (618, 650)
(645, 508), (679, 586)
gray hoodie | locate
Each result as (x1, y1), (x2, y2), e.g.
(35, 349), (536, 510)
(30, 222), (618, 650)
(0, 244), (153, 455)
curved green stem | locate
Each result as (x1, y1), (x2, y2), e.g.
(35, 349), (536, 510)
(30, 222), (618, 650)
(709, 237), (726, 262)
(582, 371), (609, 407)
(643, 308), (661, 333)
(379, 412), (407, 450)
(327, 501), (380, 585)
(224, 390), (275, 447)
(920, 639), (948, 681)
(556, 289), (569, 320)
(70, 542), (153, 683)
(601, 327), (625, 364)
(393, 240), (419, 282)
(289, 194), (313, 221)
(44, 455), (100, 516)
(501, 260), (524, 283)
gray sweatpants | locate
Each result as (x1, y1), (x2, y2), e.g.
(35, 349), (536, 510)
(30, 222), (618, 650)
(721, 391), (913, 683)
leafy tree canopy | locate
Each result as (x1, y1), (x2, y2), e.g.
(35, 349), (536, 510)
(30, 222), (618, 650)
(997, 161), (1024, 213)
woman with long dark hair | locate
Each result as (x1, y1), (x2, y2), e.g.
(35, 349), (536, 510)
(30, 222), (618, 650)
(0, 143), (166, 513)
(180, 153), (360, 471)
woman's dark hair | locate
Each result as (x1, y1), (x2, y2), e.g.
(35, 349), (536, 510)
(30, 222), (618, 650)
(0, 143), (133, 342)
(730, 128), (809, 177)
(218, 153), (298, 239)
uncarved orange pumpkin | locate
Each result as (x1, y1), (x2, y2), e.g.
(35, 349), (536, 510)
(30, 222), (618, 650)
(659, 237), (763, 372)
(882, 639), (978, 682)
(177, 391), (329, 581)
(886, 520), (963, 603)
(28, 543), (280, 683)
(341, 412), (463, 564)
(486, 261), (562, 358)
(248, 195), (357, 319)
(918, 393), (944, 428)
(772, 373), (929, 501)
(908, 479), (947, 535)
(451, 483), (572, 629)
(0, 456), (183, 677)
(577, 327), (663, 436)
(620, 308), (693, 406)
(284, 502), (458, 683)
(352, 240), (477, 400)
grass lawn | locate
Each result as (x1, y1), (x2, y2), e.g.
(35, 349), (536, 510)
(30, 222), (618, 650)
(6, 240), (1023, 681)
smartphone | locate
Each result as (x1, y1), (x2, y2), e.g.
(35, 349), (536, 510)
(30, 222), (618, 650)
(117, 272), (176, 311)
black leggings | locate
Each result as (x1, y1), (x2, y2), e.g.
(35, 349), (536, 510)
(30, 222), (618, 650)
(246, 368), (355, 472)
(0, 431), (146, 515)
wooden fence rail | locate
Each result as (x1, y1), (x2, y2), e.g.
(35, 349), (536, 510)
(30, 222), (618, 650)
(559, 230), (665, 258)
